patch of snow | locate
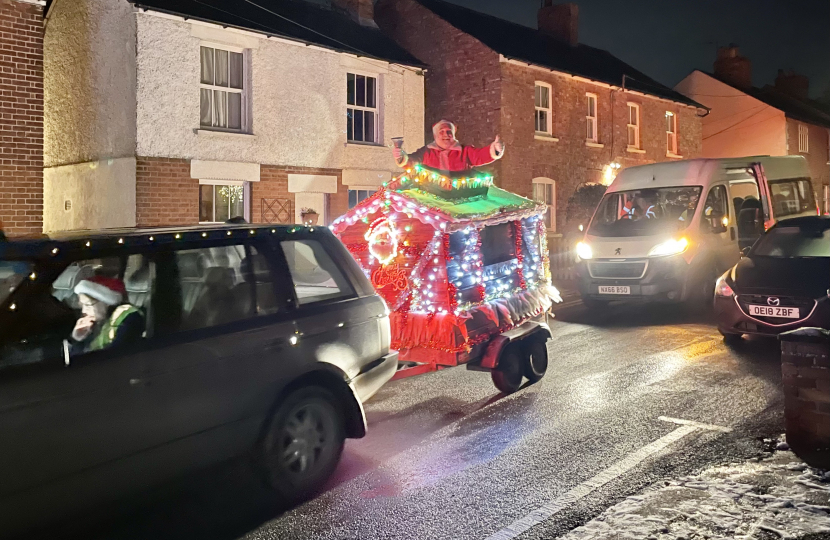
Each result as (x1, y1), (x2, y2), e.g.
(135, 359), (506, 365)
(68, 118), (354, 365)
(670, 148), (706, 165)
(560, 451), (830, 540)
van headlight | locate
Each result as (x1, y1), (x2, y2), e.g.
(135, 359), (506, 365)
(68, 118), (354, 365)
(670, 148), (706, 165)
(648, 237), (689, 257)
(576, 242), (593, 260)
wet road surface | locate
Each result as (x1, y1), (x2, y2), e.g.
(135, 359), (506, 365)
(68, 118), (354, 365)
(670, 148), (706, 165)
(44, 302), (784, 540)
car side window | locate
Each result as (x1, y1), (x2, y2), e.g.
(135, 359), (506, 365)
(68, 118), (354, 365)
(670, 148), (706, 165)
(702, 185), (728, 232)
(1, 254), (151, 370)
(281, 240), (354, 305)
(174, 242), (281, 331)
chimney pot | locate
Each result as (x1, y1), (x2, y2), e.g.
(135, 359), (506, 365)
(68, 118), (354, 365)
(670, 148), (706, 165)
(714, 45), (752, 90)
(538, 2), (578, 47)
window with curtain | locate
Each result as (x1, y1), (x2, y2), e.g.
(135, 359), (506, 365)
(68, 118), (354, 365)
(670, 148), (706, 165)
(200, 46), (244, 131)
(532, 179), (556, 231)
(586, 93), (598, 142)
(534, 82), (552, 135)
(666, 111), (678, 154)
(627, 103), (640, 148)
(347, 73), (378, 143)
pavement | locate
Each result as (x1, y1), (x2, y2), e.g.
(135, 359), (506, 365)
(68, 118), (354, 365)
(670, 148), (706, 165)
(39, 299), (828, 540)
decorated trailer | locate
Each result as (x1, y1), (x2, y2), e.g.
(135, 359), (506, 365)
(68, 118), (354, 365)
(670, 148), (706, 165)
(332, 165), (561, 393)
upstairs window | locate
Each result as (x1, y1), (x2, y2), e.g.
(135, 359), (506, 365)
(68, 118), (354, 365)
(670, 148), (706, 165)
(200, 46), (245, 131)
(586, 93), (598, 142)
(534, 82), (552, 135)
(627, 103), (640, 148)
(347, 73), (378, 144)
(666, 111), (678, 155)
(798, 124), (809, 153)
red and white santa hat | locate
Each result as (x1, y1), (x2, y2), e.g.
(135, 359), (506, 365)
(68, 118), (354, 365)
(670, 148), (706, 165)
(74, 276), (126, 306)
(432, 119), (457, 139)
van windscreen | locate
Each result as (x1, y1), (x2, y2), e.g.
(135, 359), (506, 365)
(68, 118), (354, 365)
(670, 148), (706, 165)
(588, 186), (703, 237)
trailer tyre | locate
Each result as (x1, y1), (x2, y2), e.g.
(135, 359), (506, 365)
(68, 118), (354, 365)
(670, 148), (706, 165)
(491, 344), (524, 394)
(524, 337), (549, 383)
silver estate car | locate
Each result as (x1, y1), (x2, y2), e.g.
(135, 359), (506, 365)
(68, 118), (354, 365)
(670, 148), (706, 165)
(0, 224), (397, 536)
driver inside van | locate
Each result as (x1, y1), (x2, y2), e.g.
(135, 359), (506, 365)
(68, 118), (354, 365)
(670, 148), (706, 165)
(70, 276), (144, 354)
(634, 193), (658, 220)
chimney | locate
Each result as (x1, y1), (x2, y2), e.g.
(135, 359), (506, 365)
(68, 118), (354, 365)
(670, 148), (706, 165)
(775, 69), (809, 100)
(538, 1), (578, 47)
(713, 44), (752, 90)
(331, 0), (376, 27)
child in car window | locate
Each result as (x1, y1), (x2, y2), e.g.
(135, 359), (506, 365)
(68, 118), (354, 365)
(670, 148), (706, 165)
(71, 276), (144, 354)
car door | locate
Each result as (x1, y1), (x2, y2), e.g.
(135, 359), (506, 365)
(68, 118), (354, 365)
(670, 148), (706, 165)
(700, 184), (737, 272)
(0, 250), (165, 534)
(124, 237), (302, 481)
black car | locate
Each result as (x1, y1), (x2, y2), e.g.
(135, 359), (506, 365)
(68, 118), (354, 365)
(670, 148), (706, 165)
(0, 224), (397, 536)
(715, 216), (830, 342)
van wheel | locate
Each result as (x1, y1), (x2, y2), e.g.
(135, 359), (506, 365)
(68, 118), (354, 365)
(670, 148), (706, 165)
(260, 386), (345, 501)
(524, 337), (549, 383)
(491, 344), (524, 394)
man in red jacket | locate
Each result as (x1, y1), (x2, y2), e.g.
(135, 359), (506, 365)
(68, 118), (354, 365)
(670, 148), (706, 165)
(394, 120), (505, 172)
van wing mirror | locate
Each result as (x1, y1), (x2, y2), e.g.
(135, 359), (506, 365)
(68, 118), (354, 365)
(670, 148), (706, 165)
(740, 246), (751, 257)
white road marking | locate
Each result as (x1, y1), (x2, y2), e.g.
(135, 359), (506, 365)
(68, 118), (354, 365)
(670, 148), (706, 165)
(658, 415), (733, 433)
(484, 423), (699, 540)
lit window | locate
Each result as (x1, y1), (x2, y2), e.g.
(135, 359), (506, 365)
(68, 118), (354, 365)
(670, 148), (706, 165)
(586, 93), (598, 142)
(532, 178), (556, 231)
(535, 82), (552, 135)
(200, 46), (245, 131)
(199, 182), (247, 223)
(798, 124), (809, 153)
(348, 188), (376, 209)
(627, 103), (640, 149)
(666, 111), (678, 155)
(347, 73), (379, 144)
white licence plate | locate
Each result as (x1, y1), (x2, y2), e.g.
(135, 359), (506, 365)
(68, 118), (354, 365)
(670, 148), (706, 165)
(748, 305), (800, 319)
(599, 285), (630, 295)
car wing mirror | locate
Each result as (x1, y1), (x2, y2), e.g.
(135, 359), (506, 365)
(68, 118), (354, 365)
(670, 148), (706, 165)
(740, 246), (751, 257)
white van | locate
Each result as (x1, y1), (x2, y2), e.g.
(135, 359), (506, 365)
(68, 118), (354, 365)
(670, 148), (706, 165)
(576, 156), (818, 307)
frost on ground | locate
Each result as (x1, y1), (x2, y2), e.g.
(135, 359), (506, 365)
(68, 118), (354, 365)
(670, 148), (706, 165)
(561, 450), (830, 540)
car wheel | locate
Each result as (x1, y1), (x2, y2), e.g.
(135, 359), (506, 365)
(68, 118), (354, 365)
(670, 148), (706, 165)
(719, 329), (743, 345)
(491, 344), (524, 394)
(261, 386), (345, 501)
(524, 337), (549, 383)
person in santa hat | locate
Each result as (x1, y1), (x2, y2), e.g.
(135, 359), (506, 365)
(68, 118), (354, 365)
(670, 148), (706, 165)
(393, 120), (505, 172)
(71, 276), (144, 353)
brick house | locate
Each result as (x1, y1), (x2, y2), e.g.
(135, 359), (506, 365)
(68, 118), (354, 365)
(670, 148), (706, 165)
(0, 0), (43, 237)
(42, 0), (424, 232)
(375, 0), (705, 233)
(675, 46), (830, 212)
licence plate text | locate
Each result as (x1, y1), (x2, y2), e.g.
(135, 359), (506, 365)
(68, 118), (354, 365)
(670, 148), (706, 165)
(599, 286), (630, 295)
(748, 305), (800, 319)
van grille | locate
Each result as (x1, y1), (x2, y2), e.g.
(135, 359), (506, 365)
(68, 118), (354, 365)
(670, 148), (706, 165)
(588, 261), (647, 279)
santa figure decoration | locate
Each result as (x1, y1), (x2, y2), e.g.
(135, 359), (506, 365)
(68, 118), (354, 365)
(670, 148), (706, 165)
(364, 217), (399, 265)
(393, 120), (504, 172)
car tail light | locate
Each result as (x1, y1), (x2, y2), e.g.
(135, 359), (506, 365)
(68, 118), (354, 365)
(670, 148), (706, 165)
(715, 274), (734, 297)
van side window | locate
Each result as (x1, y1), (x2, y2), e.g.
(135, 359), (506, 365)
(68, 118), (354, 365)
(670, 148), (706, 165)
(281, 240), (353, 305)
(174, 243), (280, 331)
(702, 185), (728, 232)
(769, 178), (815, 217)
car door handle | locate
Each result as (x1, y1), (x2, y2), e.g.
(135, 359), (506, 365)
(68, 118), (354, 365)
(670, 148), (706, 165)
(730, 227), (736, 241)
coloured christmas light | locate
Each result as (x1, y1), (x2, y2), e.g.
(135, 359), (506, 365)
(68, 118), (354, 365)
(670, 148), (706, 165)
(398, 165), (495, 191)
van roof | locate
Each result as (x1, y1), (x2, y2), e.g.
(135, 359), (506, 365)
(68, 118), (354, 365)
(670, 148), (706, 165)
(607, 156), (812, 192)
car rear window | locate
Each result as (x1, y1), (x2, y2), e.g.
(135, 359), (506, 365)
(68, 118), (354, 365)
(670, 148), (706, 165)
(281, 240), (353, 305)
(0, 259), (33, 305)
(752, 226), (830, 258)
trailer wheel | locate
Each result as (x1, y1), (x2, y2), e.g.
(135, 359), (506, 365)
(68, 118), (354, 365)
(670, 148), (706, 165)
(524, 337), (549, 383)
(491, 344), (523, 394)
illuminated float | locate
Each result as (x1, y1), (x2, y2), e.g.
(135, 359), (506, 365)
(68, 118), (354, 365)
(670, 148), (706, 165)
(332, 165), (561, 393)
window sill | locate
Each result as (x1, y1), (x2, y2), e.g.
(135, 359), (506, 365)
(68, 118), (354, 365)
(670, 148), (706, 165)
(535, 134), (559, 142)
(346, 141), (386, 148)
(585, 141), (604, 148)
(196, 129), (256, 139)
(626, 147), (646, 154)
(666, 152), (683, 159)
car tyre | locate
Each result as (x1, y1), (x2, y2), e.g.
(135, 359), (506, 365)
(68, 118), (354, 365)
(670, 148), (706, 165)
(523, 337), (549, 383)
(260, 386), (345, 501)
(491, 344), (524, 394)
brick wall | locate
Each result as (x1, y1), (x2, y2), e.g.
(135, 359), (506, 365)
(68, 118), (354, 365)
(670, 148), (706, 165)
(136, 157), (197, 227)
(0, 0), (43, 236)
(781, 336), (830, 469)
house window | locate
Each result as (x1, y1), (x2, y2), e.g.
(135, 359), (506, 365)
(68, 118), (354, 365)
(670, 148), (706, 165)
(627, 103), (640, 148)
(586, 93), (598, 142)
(534, 82), (552, 135)
(532, 178), (556, 231)
(347, 73), (378, 144)
(200, 46), (245, 131)
(666, 111), (678, 155)
(199, 182), (246, 223)
(824, 185), (829, 215)
(798, 124), (809, 153)
(348, 188), (376, 209)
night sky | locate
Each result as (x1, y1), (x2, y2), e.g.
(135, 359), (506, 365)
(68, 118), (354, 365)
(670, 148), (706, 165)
(446, 0), (830, 99)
